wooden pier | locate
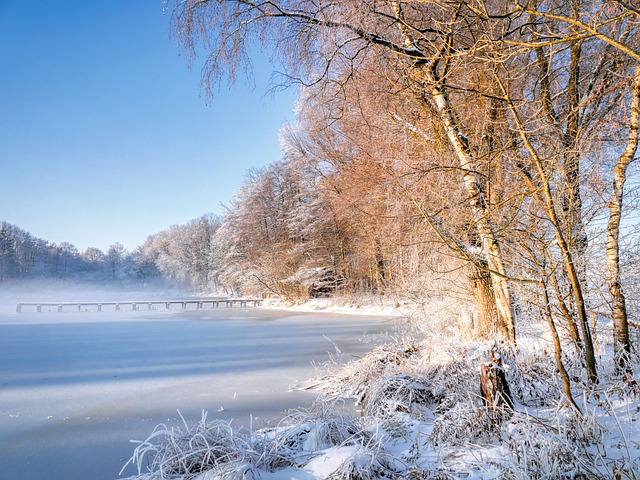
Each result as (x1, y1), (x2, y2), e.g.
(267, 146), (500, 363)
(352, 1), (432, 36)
(15, 298), (262, 313)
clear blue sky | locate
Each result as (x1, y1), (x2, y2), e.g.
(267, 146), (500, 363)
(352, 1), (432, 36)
(0, 0), (297, 253)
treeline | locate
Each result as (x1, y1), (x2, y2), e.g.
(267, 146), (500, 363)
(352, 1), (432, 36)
(138, 160), (448, 302)
(0, 221), (158, 286)
(204, 160), (447, 302)
(0, 218), (227, 291)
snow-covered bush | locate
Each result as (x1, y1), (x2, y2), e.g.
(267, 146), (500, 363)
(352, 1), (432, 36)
(306, 444), (397, 479)
(315, 343), (423, 404)
(122, 413), (250, 479)
(502, 409), (605, 479)
(258, 402), (372, 470)
(363, 374), (436, 419)
(428, 400), (502, 446)
(315, 338), (487, 420)
(123, 402), (404, 480)
(500, 346), (565, 407)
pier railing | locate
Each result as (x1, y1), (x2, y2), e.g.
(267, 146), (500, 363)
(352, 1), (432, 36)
(15, 299), (262, 313)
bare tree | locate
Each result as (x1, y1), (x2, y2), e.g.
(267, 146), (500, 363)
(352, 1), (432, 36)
(606, 66), (640, 371)
(511, 0), (640, 377)
(169, 0), (519, 342)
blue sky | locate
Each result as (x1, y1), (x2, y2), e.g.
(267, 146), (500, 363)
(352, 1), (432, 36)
(0, 0), (297, 253)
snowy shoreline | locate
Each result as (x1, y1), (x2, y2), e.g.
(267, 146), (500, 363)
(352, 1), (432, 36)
(257, 297), (410, 318)
(121, 296), (640, 480)
(2, 287), (639, 479)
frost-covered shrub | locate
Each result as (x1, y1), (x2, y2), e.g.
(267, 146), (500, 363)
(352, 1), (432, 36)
(122, 414), (249, 479)
(123, 403), (403, 480)
(258, 402), (402, 478)
(259, 407), (371, 470)
(503, 411), (605, 479)
(316, 343), (422, 403)
(363, 374), (436, 419)
(417, 356), (479, 414)
(500, 347), (564, 407)
(322, 445), (397, 479)
(429, 400), (501, 446)
(316, 340), (485, 414)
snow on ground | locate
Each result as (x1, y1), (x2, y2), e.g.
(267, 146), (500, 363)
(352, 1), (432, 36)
(260, 297), (411, 318)
(125, 338), (640, 480)
(121, 299), (640, 480)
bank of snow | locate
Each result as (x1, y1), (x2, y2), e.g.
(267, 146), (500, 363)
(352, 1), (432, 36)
(123, 320), (640, 479)
(259, 297), (411, 318)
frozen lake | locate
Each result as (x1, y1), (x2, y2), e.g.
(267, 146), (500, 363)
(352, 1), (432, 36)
(0, 305), (395, 479)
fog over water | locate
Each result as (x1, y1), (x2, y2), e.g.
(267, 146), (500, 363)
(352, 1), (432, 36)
(0, 285), (395, 480)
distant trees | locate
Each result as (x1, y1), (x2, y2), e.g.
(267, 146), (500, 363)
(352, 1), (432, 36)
(0, 217), (220, 292)
(139, 214), (222, 291)
(0, 222), (158, 287)
(0, 222), (111, 282)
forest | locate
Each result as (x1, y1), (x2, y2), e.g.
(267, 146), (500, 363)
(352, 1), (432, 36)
(162, 0), (640, 382)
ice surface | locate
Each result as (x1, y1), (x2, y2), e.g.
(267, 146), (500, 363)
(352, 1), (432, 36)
(0, 301), (394, 480)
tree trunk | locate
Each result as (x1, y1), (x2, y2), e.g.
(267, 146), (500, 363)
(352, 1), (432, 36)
(428, 79), (517, 345)
(540, 279), (580, 411)
(468, 262), (497, 339)
(501, 80), (598, 383)
(606, 66), (640, 372)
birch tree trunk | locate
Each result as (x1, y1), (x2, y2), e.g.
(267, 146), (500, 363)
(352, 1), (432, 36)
(606, 66), (640, 372)
(429, 80), (517, 344)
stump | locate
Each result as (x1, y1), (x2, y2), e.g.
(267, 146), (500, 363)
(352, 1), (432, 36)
(480, 346), (514, 412)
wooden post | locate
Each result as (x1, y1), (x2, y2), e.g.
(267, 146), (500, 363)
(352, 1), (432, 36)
(480, 345), (514, 412)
